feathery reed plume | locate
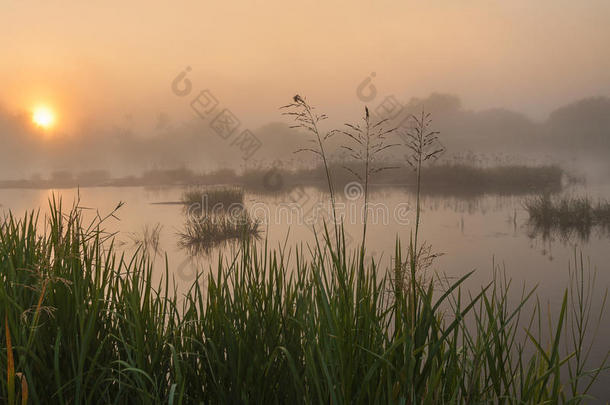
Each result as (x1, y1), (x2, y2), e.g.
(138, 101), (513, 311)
(401, 109), (445, 248)
(281, 95), (340, 245)
(396, 109), (445, 375)
(338, 106), (398, 247)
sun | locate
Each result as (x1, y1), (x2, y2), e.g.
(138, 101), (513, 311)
(32, 106), (55, 129)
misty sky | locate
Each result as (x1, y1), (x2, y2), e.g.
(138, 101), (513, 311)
(2, 0), (610, 134)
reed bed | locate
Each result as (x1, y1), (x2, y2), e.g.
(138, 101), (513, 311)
(2, 164), (564, 197)
(0, 199), (607, 403)
(241, 163), (563, 197)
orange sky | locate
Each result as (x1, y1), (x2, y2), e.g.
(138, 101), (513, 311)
(2, 0), (610, 133)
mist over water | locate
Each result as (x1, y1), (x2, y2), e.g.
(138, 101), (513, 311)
(2, 93), (610, 181)
(2, 1), (610, 402)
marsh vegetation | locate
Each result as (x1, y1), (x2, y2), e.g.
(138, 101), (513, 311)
(1, 96), (608, 404)
(127, 222), (163, 258)
(0, 198), (608, 403)
(175, 186), (258, 253)
(1, 163), (564, 198)
(178, 212), (260, 254)
(181, 186), (244, 212)
(525, 194), (610, 241)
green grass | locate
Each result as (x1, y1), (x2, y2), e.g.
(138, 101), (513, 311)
(0, 199), (608, 403)
(525, 194), (610, 240)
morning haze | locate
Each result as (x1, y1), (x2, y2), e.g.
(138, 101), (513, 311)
(1, 1), (610, 403)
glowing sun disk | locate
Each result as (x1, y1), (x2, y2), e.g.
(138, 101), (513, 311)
(32, 106), (55, 128)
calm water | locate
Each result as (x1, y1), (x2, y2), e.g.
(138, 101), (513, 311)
(2, 185), (609, 400)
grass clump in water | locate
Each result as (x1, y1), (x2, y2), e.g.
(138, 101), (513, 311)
(179, 186), (255, 252)
(525, 194), (610, 240)
(182, 186), (244, 213)
(178, 211), (260, 253)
